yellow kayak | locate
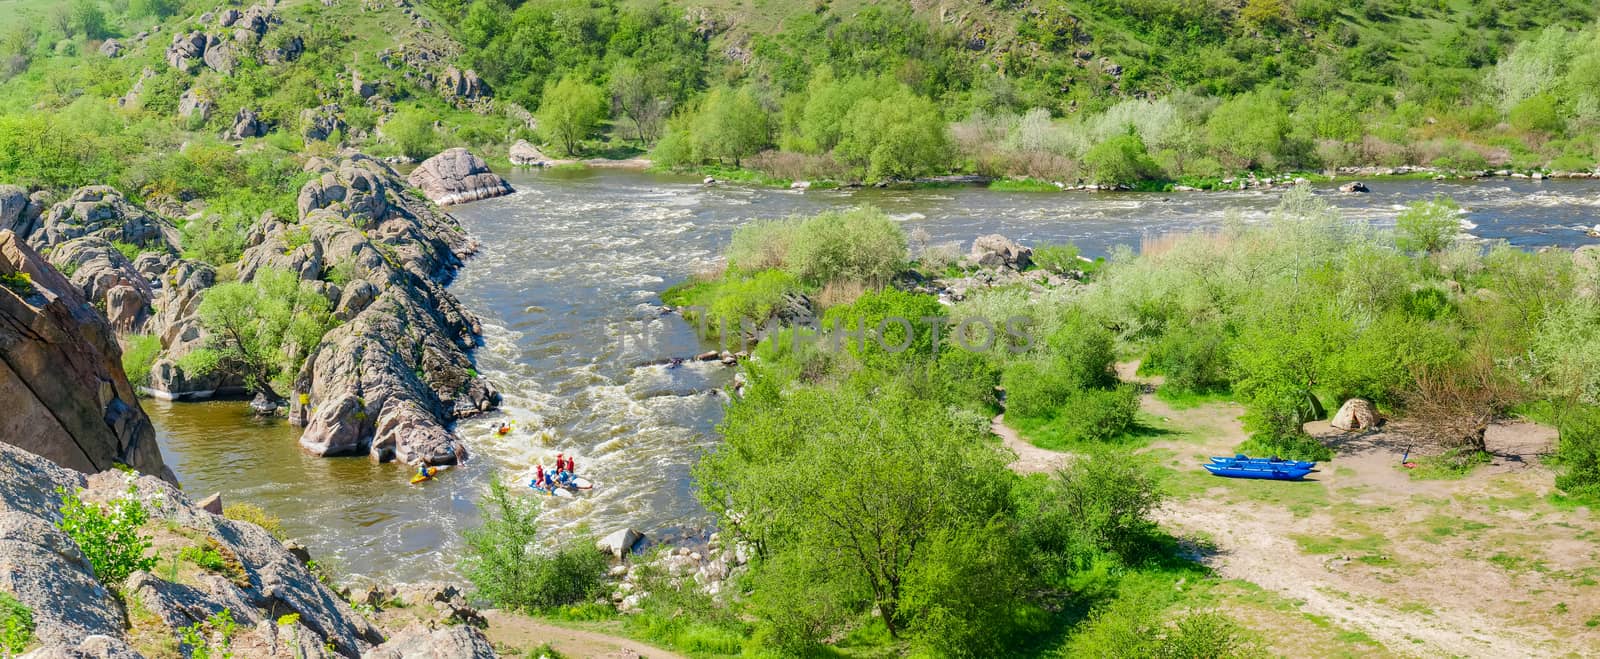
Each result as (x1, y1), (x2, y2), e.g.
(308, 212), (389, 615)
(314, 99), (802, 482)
(410, 465), (450, 484)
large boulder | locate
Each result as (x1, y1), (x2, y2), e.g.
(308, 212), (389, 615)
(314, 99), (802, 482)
(407, 149), (513, 206)
(1330, 398), (1380, 431)
(969, 234), (1033, 270)
(0, 231), (175, 482)
(224, 107), (270, 140)
(0, 441), (422, 656)
(362, 623), (495, 659)
(165, 31), (209, 71)
(508, 140), (550, 167)
(0, 185), (34, 234)
(438, 67), (489, 101)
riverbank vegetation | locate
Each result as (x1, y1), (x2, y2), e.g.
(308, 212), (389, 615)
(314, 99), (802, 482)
(461, 188), (1590, 655)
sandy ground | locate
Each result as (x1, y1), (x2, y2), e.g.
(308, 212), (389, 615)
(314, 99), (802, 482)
(482, 610), (686, 659)
(996, 361), (1600, 657)
(994, 413), (1071, 474)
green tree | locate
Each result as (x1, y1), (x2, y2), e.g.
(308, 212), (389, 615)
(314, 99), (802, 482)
(691, 85), (770, 167)
(835, 86), (949, 181)
(1083, 133), (1160, 186)
(789, 68), (879, 153)
(1204, 90), (1289, 171)
(71, 0), (108, 41)
(608, 59), (671, 146)
(1394, 197), (1461, 254)
(462, 475), (609, 611)
(537, 76), (608, 156)
(696, 381), (1015, 642)
(383, 109), (440, 161)
(1509, 93), (1564, 134)
(192, 268), (335, 398)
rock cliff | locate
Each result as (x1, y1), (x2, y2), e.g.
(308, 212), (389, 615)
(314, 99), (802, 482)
(0, 231), (174, 483)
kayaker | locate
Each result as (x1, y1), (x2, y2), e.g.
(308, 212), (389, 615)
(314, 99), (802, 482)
(416, 465), (435, 480)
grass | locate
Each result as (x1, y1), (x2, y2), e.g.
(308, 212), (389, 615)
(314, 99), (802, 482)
(1011, 409), (1170, 452)
(1153, 386), (1236, 410)
(988, 177), (1060, 192)
(1404, 448), (1492, 480)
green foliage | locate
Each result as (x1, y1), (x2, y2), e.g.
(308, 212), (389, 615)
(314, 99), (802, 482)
(180, 543), (228, 572)
(384, 109), (441, 161)
(1032, 243), (1083, 274)
(1395, 197), (1462, 254)
(730, 206), (907, 287)
(180, 608), (237, 659)
(1084, 133), (1161, 186)
(1066, 593), (1261, 658)
(835, 85), (949, 181)
(538, 76), (608, 156)
(697, 379), (1020, 645)
(462, 476), (609, 611)
(669, 269), (802, 339)
(0, 271), (33, 296)
(1205, 90), (1290, 170)
(1554, 408), (1600, 498)
(121, 334), (161, 389)
(194, 268), (337, 397)
(0, 591), (33, 655)
(1510, 93), (1564, 133)
(56, 486), (156, 587)
(222, 502), (287, 541)
(1146, 322), (1232, 395)
(686, 86), (770, 167)
(1021, 449), (1166, 567)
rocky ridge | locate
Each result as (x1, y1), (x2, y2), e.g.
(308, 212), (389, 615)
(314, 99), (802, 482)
(239, 154), (499, 464)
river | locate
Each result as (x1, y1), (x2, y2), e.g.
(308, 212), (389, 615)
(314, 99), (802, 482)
(149, 171), (1600, 583)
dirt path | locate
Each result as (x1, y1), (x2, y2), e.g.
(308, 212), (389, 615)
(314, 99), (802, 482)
(1020, 361), (1584, 656)
(483, 610), (686, 659)
(993, 414), (1071, 474)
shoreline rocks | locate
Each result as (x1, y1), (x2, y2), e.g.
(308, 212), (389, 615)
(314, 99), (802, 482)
(407, 148), (514, 206)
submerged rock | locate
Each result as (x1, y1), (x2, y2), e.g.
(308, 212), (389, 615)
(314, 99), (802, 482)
(407, 148), (514, 206)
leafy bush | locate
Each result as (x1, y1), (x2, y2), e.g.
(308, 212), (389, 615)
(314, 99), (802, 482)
(1147, 323), (1232, 395)
(538, 76), (608, 156)
(462, 476), (609, 611)
(784, 207), (907, 286)
(1065, 593), (1260, 658)
(56, 486), (156, 586)
(1394, 197), (1461, 254)
(121, 334), (161, 389)
(1554, 407), (1600, 498)
(1083, 133), (1161, 186)
(1045, 385), (1142, 444)
(1032, 243), (1082, 274)
(383, 109), (441, 161)
(0, 592), (32, 655)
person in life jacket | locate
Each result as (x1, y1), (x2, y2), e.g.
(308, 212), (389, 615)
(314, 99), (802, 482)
(533, 464), (548, 490)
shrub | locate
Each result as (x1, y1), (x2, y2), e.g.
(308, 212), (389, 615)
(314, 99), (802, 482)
(383, 109), (440, 161)
(1395, 197), (1461, 254)
(223, 503), (286, 540)
(784, 207), (907, 286)
(1032, 243), (1082, 274)
(462, 476), (608, 611)
(0, 592), (32, 655)
(1083, 133), (1160, 186)
(121, 334), (161, 389)
(1020, 449), (1165, 568)
(1042, 385), (1142, 444)
(726, 220), (800, 272)
(1001, 359), (1078, 419)
(1510, 93), (1564, 134)
(1554, 408), (1600, 499)
(56, 486), (156, 586)
(1147, 323), (1232, 395)
(835, 86), (951, 181)
(1066, 594), (1260, 658)
(0, 271), (33, 296)
(538, 76), (608, 156)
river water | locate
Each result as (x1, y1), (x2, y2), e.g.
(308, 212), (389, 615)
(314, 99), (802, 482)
(149, 171), (1600, 582)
